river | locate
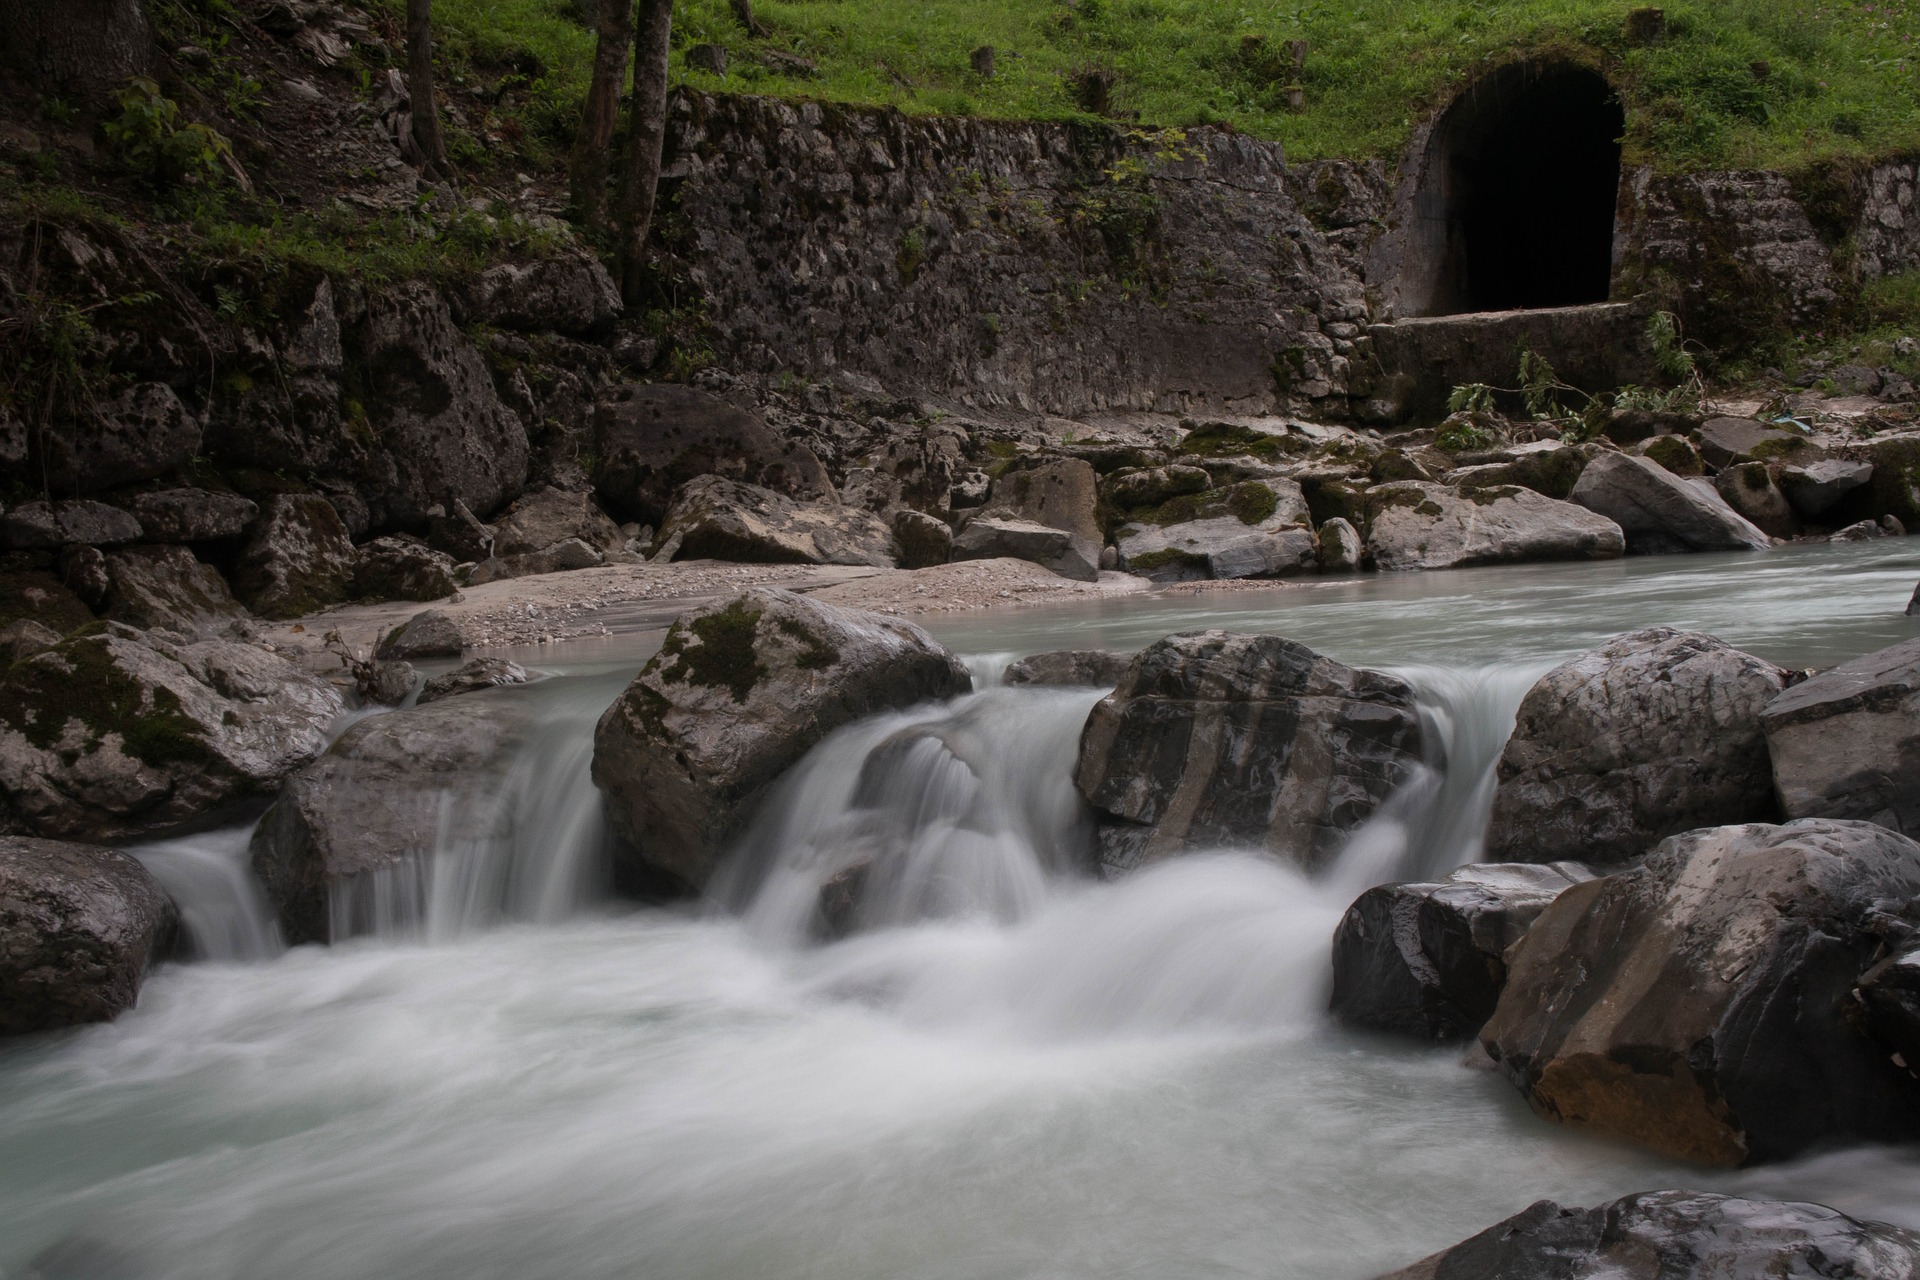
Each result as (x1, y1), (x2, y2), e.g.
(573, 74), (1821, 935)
(4, 540), (1919, 1280)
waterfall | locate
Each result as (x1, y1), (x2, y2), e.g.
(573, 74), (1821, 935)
(131, 827), (284, 961)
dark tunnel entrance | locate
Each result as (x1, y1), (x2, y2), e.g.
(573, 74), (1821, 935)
(1400, 63), (1625, 316)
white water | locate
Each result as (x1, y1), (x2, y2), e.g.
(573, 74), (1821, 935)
(4, 540), (1920, 1279)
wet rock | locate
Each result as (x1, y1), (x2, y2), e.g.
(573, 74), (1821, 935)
(1859, 941), (1920, 1074)
(1376, 1190), (1920, 1280)
(466, 537), (605, 583)
(102, 546), (249, 637)
(34, 382), (201, 493)
(1329, 861), (1597, 1042)
(1695, 417), (1812, 468)
(1834, 519), (1894, 542)
(1366, 482), (1625, 571)
(0, 625), (343, 842)
(593, 383), (832, 526)
(0, 500), (143, 550)
(971, 458), (1104, 581)
(0, 619), (61, 667)
(1003, 649), (1134, 687)
(0, 836), (177, 1035)
(123, 489), (259, 543)
(468, 251), (621, 336)
(417, 658), (531, 705)
(1781, 458), (1873, 518)
(652, 477), (894, 568)
(1114, 481), (1317, 582)
(592, 590), (972, 892)
(251, 695), (531, 943)
(375, 609), (465, 660)
(891, 509), (952, 569)
(1487, 628), (1788, 864)
(1074, 631), (1424, 875)
(233, 495), (355, 619)
(1317, 517), (1362, 572)
(350, 536), (458, 602)
(1713, 462), (1799, 539)
(1569, 452), (1772, 553)
(952, 516), (1095, 580)
(1100, 464), (1213, 513)
(359, 660), (416, 707)
(1763, 636), (1920, 836)
(1481, 819), (1920, 1165)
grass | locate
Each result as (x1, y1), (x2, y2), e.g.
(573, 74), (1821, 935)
(419, 0), (1920, 170)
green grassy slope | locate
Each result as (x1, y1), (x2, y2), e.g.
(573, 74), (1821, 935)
(425, 0), (1920, 170)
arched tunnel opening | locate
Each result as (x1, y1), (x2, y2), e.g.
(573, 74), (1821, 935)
(1403, 63), (1626, 316)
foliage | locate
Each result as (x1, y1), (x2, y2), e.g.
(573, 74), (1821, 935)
(103, 78), (234, 189)
(1445, 382), (1495, 416)
(1444, 312), (1706, 441)
(1434, 415), (1496, 452)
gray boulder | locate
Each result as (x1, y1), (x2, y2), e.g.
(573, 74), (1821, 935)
(0, 499), (143, 550)
(124, 488), (259, 543)
(376, 609), (465, 660)
(251, 695), (531, 943)
(417, 658), (531, 705)
(652, 476), (894, 567)
(34, 382), (200, 493)
(102, 545), (249, 637)
(233, 495), (356, 619)
(1074, 631), (1424, 875)
(1366, 482), (1624, 571)
(350, 536), (458, 602)
(468, 252), (621, 336)
(965, 458), (1104, 582)
(1114, 481), (1316, 581)
(891, 509), (953, 569)
(1570, 452), (1772, 553)
(592, 590), (972, 892)
(0, 836), (177, 1035)
(490, 486), (624, 558)
(0, 625), (343, 842)
(1714, 462), (1799, 539)
(1003, 650), (1135, 687)
(1763, 636), (1920, 836)
(465, 537), (606, 583)
(1696, 417), (1811, 468)
(0, 620), (61, 667)
(1781, 458), (1874, 518)
(0, 569), (93, 635)
(1317, 517), (1361, 572)
(1860, 941), (1920, 1076)
(1836, 519), (1896, 542)
(1438, 442), (1593, 500)
(1376, 1191), (1920, 1280)
(1481, 819), (1920, 1165)
(1487, 628), (1789, 864)
(1100, 464), (1213, 513)
(1329, 861), (1596, 1041)
(952, 516), (1095, 580)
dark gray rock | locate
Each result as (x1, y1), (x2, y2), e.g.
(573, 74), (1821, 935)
(466, 537), (606, 583)
(1074, 631), (1424, 875)
(1376, 1190), (1920, 1280)
(124, 489), (259, 543)
(58, 544), (108, 610)
(1366, 482), (1625, 571)
(0, 836), (177, 1035)
(1714, 462), (1799, 539)
(102, 545), (248, 637)
(233, 495), (356, 619)
(1317, 516), (1362, 572)
(651, 476), (894, 567)
(1438, 442), (1594, 500)
(1835, 519), (1896, 542)
(0, 500), (143, 550)
(417, 658), (532, 705)
(359, 660), (417, 707)
(491, 487), (624, 558)
(1100, 464), (1212, 513)
(952, 516), (1094, 580)
(1487, 628), (1789, 864)
(1329, 861), (1597, 1041)
(1860, 941), (1920, 1077)
(1781, 458), (1874, 518)
(0, 619), (62, 667)
(34, 382), (201, 494)
(1570, 452), (1772, 553)
(892, 509), (953, 569)
(350, 536), (458, 602)
(1763, 636), (1920, 836)
(1481, 819), (1920, 1166)
(1003, 649), (1135, 687)
(468, 252), (621, 336)
(1695, 417), (1813, 469)
(592, 590), (972, 892)
(376, 610), (466, 660)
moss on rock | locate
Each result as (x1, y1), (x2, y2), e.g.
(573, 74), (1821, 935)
(654, 600), (769, 703)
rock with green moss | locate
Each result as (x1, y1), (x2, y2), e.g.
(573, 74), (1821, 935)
(0, 624), (342, 842)
(1100, 465), (1212, 513)
(592, 589), (972, 892)
(1443, 443), (1597, 499)
(233, 495), (356, 619)
(1838, 436), (1920, 530)
(1365, 482), (1625, 572)
(0, 570), (95, 637)
(1318, 517), (1362, 572)
(1695, 418), (1811, 469)
(1634, 434), (1705, 478)
(102, 546), (251, 638)
(652, 476), (895, 568)
(1713, 463), (1800, 539)
(1113, 480), (1315, 582)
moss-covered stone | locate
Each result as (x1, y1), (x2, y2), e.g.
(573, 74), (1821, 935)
(0, 635), (210, 768)
(776, 616), (839, 671)
(1641, 435), (1704, 476)
(1125, 547), (1209, 575)
(1227, 482), (1279, 526)
(0, 571), (95, 636)
(654, 600), (769, 703)
(1178, 422), (1291, 461)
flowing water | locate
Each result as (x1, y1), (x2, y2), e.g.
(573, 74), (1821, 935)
(4, 540), (1920, 1280)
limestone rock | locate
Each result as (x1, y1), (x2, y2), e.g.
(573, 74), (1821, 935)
(1763, 636), (1920, 836)
(350, 536), (458, 602)
(102, 545), (248, 637)
(652, 476), (894, 567)
(0, 620), (61, 667)
(1003, 650), (1135, 687)
(1714, 462), (1799, 539)
(593, 383), (832, 526)
(0, 836), (177, 1035)
(1114, 481), (1316, 581)
(124, 489), (259, 543)
(376, 609), (465, 660)
(952, 516), (1096, 581)
(1440, 442), (1593, 499)
(965, 457), (1105, 581)
(1100, 464), (1212, 512)
(1376, 1191), (1920, 1280)
(1570, 452), (1772, 553)
(0, 500), (143, 550)
(465, 537), (605, 583)
(1074, 631), (1424, 875)
(1481, 819), (1920, 1165)
(233, 495), (355, 619)
(0, 626), (343, 842)
(490, 486), (625, 558)
(1487, 627), (1789, 864)
(1835, 519), (1895, 542)
(1366, 482), (1625, 571)
(1781, 458), (1873, 518)
(592, 590), (972, 892)
(34, 382), (201, 494)
(0, 570), (94, 635)
(1317, 517), (1362, 572)
(891, 509), (952, 569)
(1695, 417), (1811, 468)
(468, 252), (621, 336)
(1329, 861), (1597, 1041)
(417, 658), (532, 705)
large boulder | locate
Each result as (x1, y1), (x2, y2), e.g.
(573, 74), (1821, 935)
(592, 383), (831, 527)
(1763, 636), (1920, 836)
(1004, 650), (1135, 687)
(467, 252), (621, 336)
(1570, 452), (1772, 553)
(1113, 481), (1317, 581)
(490, 486), (624, 558)
(1317, 517), (1361, 572)
(1438, 442), (1592, 500)
(1780, 458), (1873, 519)
(1073, 631), (1424, 875)
(591, 590), (972, 892)
(0, 569), (93, 635)
(465, 537), (604, 584)
(350, 536), (458, 602)
(1713, 462), (1800, 539)
(1481, 819), (1920, 1166)
(960, 457), (1105, 582)
(951, 516), (1095, 580)
(1376, 1191), (1920, 1280)
(0, 499), (142, 550)
(651, 476), (894, 567)
(1100, 464), (1212, 512)
(1486, 628), (1789, 864)
(1695, 417), (1811, 468)
(33, 382), (200, 494)
(1365, 482), (1624, 572)
(1329, 861), (1596, 1041)
(0, 625), (343, 841)
(375, 609), (465, 660)
(123, 488), (259, 543)
(0, 836), (177, 1035)
(102, 545), (249, 637)
(891, 509), (952, 569)
(250, 695), (531, 943)
(233, 494), (356, 618)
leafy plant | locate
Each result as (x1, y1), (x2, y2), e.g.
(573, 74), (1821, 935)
(1445, 382), (1495, 416)
(103, 77), (233, 189)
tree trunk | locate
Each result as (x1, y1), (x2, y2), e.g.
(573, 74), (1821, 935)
(0, 0), (154, 103)
(615, 0), (673, 306)
(728, 0), (762, 37)
(406, 0), (450, 180)
(569, 0), (633, 230)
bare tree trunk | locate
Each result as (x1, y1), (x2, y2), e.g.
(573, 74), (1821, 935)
(406, 0), (451, 180)
(615, 0), (673, 306)
(569, 0), (633, 230)
(0, 0), (154, 103)
(728, 0), (762, 37)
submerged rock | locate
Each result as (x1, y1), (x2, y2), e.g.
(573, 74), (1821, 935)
(0, 625), (342, 842)
(1329, 861), (1596, 1041)
(1570, 452), (1772, 553)
(1003, 650), (1135, 687)
(593, 590), (972, 892)
(0, 836), (177, 1035)
(1073, 631), (1423, 875)
(1375, 1190), (1920, 1280)
(1486, 628), (1789, 864)
(652, 476), (895, 568)
(1481, 819), (1920, 1166)
(1365, 482), (1624, 571)
(233, 494), (355, 619)
(1763, 636), (1920, 836)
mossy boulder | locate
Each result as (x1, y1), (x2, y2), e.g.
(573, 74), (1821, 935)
(1637, 434), (1705, 477)
(1365, 482), (1625, 572)
(1114, 479), (1316, 582)
(592, 590), (972, 892)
